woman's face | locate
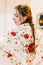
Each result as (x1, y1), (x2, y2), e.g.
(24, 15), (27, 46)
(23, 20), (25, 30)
(13, 9), (27, 26)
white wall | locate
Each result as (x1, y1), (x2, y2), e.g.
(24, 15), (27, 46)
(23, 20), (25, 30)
(0, 0), (6, 36)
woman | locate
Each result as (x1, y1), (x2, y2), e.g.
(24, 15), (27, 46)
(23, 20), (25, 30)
(12, 4), (36, 54)
(0, 4), (43, 65)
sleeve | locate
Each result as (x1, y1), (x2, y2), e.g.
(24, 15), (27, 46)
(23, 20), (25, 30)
(0, 29), (28, 65)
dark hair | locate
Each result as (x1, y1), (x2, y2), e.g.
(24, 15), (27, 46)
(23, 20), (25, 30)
(15, 4), (35, 43)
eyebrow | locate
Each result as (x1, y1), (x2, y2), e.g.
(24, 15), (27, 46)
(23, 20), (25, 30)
(14, 13), (17, 15)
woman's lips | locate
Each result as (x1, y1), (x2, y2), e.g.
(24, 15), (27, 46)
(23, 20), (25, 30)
(15, 21), (16, 23)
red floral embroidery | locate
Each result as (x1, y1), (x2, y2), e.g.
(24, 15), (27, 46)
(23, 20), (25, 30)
(35, 38), (38, 40)
(11, 32), (16, 36)
(22, 32), (25, 34)
(7, 38), (11, 41)
(41, 56), (43, 59)
(15, 42), (18, 44)
(24, 23), (27, 26)
(24, 34), (29, 39)
(28, 43), (35, 53)
(16, 64), (18, 65)
(24, 24), (26, 26)
(7, 53), (13, 57)
(30, 36), (32, 38)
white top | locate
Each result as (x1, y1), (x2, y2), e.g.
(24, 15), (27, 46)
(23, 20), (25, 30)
(0, 23), (43, 65)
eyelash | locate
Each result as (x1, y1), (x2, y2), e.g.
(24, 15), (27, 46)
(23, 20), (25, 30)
(14, 14), (18, 17)
(16, 15), (18, 17)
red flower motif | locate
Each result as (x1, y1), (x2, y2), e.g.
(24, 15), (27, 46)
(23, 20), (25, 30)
(15, 42), (18, 44)
(41, 56), (43, 59)
(22, 32), (25, 34)
(24, 34), (29, 39)
(11, 31), (16, 36)
(28, 43), (35, 53)
(24, 24), (26, 26)
(30, 36), (32, 38)
(7, 53), (13, 57)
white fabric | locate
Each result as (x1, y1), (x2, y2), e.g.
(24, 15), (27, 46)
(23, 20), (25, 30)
(0, 23), (43, 65)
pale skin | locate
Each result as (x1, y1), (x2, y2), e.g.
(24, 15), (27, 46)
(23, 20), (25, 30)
(13, 9), (27, 26)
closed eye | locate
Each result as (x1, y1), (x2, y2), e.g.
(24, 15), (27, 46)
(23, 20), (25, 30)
(16, 15), (18, 17)
(14, 14), (18, 17)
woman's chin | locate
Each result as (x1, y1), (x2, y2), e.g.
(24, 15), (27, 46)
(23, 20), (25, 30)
(14, 21), (21, 26)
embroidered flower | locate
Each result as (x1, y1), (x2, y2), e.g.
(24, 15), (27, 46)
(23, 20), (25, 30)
(35, 37), (38, 40)
(22, 32), (25, 34)
(16, 63), (18, 65)
(23, 23), (26, 26)
(7, 53), (13, 57)
(24, 34), (29, 39)
(27, 59), (32, 64)
(15, 42), (18, 44)
(41, 56), (43, 59)
(30, 36), (32, 38)
(11, 31), (16, 36)
(28, 43), (35, 53)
